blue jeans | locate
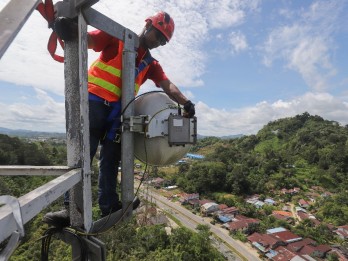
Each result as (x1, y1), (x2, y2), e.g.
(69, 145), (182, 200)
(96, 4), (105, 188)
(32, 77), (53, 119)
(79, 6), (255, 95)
(65, 97), (122, 216)
(89, 99), (122, 215)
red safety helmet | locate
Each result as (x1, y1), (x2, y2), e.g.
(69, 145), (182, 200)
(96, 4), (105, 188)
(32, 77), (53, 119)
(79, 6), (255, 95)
(145, 11), (175, 42)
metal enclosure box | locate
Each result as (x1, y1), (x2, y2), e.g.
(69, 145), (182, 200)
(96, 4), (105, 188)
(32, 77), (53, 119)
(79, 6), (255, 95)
(168, 115), (197, 146)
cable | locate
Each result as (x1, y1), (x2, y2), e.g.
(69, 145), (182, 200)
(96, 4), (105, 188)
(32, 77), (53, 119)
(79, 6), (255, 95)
(121, 90), (182, 116)
(40, 227), (88, 261)
(120, 90), (164, 116)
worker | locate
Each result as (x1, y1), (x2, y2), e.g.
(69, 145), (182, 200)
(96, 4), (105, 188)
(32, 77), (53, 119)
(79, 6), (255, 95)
(43, 11), (195, 227)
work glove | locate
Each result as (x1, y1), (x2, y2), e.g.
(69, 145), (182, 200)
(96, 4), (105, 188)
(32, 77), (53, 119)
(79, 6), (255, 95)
(183, 100), (195, 118)
(53, 17), (78, 41)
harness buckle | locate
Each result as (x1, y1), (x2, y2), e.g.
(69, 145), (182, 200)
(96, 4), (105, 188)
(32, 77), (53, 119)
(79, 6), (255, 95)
(104, 100), (110, 107)
(114, 132), (121, 143)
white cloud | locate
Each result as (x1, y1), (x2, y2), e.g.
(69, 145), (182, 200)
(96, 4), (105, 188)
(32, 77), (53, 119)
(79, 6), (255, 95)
(229, 31), (248, 54)
(0, 88), (65, 132)
(196, 92), (348, 136)
(0, 0), (259, 94)
(1, 88), (347, 136)
(262, 0), (344, 91)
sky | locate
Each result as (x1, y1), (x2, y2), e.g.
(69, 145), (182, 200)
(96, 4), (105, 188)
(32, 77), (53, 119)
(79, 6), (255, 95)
(0, 0), (347, 137)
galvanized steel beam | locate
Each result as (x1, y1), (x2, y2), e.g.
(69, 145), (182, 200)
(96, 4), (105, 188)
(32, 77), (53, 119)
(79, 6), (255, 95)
(0, 169), (81, 243)
(83, 8), (139, 48)
(121, 28), (137, 221)
(0, 0), (40, 59)
(0, 166), (72, 176)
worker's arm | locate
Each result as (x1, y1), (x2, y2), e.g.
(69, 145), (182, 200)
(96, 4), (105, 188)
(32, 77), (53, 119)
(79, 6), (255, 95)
(159, 79), (188, 105)
(159, 79), (195, 117)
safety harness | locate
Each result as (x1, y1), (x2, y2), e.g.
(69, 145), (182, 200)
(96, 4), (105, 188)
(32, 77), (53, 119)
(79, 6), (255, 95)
(36, 0), (65, 63)
(94, 53), (156, 142)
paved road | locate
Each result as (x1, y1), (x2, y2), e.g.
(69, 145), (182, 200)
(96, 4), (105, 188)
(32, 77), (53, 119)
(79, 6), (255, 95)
(141, 189), (261, 261)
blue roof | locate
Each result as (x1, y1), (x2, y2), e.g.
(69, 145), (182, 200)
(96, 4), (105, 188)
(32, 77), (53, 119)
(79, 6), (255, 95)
(186, 153), (205, 159)
(218, 215), (231, 223)
(266, 227), (287, 234)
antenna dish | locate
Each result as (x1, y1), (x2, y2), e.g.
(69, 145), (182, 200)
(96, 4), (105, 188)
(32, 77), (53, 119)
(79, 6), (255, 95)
(134, 92), (191, 166)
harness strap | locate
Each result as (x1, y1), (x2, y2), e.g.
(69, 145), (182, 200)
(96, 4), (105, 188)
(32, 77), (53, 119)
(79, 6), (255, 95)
(135, 53), (155, 77)
(36, 0), (64, 63)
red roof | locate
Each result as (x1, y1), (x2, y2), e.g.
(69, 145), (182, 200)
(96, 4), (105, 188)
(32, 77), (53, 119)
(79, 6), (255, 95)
(299, 199), (310, 206)
(272, 246), (297, 261)
(272, 213), (292, 221)
(297, 211), (310, 220)
(298, 244), (331, 256)
(273, 210), (293, 217)
(248, 232), (283, 250)
(299, 245), (316, 255)
(199, 199), (214, 206)
(222, 207), (239, 214)
(286, 238), (316, 252)
(315, 244), (331, 253)
(227, 218), (260, 231)
(339, 225), (348, 230)
(234, 214), (250, 220)
(218, 204), (228, 210)
(272, 231), (302, 243)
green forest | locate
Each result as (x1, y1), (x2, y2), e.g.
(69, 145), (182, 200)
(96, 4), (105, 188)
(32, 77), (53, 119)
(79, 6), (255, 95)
(1, 112), (348, 259)
(0, 134), (225, 260)
(173, 113), (348, 226)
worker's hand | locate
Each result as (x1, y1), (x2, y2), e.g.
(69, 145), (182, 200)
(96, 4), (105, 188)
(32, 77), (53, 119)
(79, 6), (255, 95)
(183, 100), (195, 118)
(53, 17), (78, 41)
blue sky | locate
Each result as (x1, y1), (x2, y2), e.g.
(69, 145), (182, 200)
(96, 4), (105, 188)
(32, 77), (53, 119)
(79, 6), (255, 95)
(0, 0), (347, 136)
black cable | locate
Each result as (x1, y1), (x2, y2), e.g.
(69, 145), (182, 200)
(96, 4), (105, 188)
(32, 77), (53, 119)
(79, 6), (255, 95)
(40, 227), (88, 261)
(120, 90), (165, 116)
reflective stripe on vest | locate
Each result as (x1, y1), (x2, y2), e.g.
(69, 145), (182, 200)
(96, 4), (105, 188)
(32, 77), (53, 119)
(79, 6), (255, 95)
(88, 41), (153, 102)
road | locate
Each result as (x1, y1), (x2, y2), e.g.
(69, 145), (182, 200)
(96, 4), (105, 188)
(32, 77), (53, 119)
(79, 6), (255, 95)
(140, 189), (261, 261)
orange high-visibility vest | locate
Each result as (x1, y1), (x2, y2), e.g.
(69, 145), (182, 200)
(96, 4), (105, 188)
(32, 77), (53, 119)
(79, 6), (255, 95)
(88, 41), (152, 102)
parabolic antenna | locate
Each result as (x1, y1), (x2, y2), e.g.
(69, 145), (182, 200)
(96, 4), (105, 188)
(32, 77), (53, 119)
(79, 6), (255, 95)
(134, 92), (195, 166)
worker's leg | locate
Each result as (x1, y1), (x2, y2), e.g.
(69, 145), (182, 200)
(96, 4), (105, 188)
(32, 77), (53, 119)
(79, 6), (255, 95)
(89, 100), (110, 161)
(98, 138), (121, 216)
(43, 100), (110, 227)
(91, 100), (122, 216)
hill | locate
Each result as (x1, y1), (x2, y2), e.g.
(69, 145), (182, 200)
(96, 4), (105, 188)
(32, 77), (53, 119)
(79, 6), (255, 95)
(0, 127), (65, 139)
(177, 112), (348, 225)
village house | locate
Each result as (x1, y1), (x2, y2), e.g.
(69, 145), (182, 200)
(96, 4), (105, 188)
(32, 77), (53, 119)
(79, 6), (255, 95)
(149, 177), (165, 188)
(280, 187), (300, 195)
(265, 198), (276, 205)
(335, 225), (348, 240)
(298, 199), (310, 208)
(271, 210), (294, 223)
(298, 244), (332, 259)
(271, 230), (303, 243)
(223, 216), (260, 233)
(267, 227), (302, 243)
(286, 238), (316, 253)
(214, 206), (239, 223)
(269, 245), (297, 260)
(179, 193), (199, 204)
(221, 206), (239, 217)
(329, 247), (348, 261)
(247, 232), (286, 253)
(198, 199), (215, 206)
(201, 202), (219, 216)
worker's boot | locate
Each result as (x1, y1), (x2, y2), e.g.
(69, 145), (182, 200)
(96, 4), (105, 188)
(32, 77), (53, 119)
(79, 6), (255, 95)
(43, 205), (70, 227)
(100, 196), (141, 218)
